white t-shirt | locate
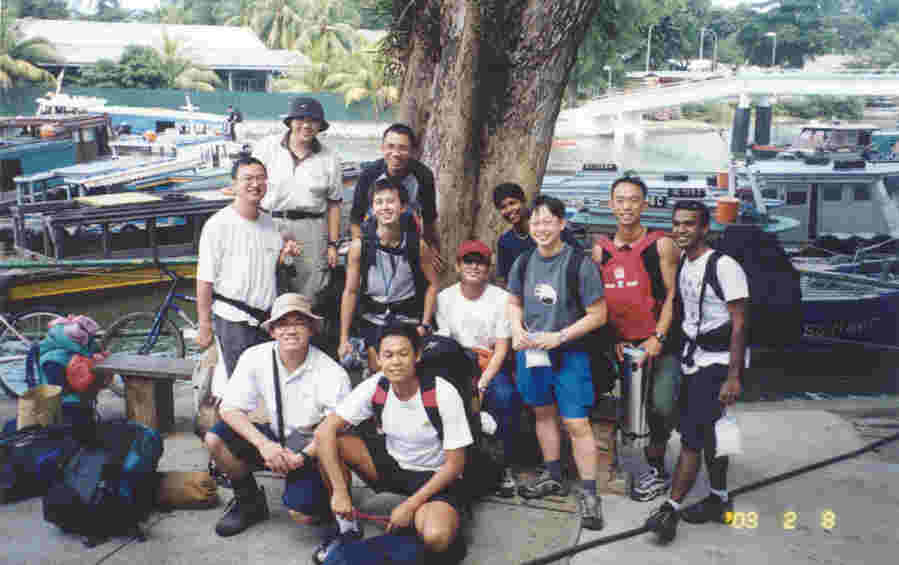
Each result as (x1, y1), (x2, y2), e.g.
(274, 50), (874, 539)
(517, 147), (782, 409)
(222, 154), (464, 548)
(435, 283), (511, 350)
(254, 135), (343, 214)
(197, 205), (282, 324)
(220, 342), (351, 438)
(678, 249), (749, 373)
(336, 375), (473, 472)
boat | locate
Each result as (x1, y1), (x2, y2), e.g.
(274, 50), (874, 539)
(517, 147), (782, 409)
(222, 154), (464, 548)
(750, 120), (880, 162)
(0, 114), (113, 193)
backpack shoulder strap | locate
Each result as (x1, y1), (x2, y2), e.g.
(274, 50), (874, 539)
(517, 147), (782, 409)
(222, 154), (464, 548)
(359, 223), (379, 295)
(632, 230), (665, 255)
(371, 376), (390, 432)
(594, 235), (616, 263)
(418, 374), (443, 441)
(567, 246), (588, 316)
(706, 251), (724, 302)
(512, 248), (535, 291)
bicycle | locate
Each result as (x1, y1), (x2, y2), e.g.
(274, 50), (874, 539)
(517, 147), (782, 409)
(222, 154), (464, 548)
(101, 264), (199, 397)
(0, 308), (66, 398)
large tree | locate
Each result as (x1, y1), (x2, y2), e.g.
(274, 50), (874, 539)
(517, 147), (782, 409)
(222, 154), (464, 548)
(386, 0), (602, 265)
(0, 13), (59, 89)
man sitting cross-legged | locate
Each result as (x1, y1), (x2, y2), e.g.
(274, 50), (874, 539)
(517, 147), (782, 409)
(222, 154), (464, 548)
(313, 323), (473, 564)
(204, 293), (351, 537)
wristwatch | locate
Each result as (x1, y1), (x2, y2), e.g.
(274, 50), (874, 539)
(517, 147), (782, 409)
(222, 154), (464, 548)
(654, 331), (666, 344)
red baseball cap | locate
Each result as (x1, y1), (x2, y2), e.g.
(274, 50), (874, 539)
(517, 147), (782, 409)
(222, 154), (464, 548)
(456, 239), (492, 262)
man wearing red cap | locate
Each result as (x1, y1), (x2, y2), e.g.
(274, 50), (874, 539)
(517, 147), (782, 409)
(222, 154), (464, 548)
(435, 240), (523, 497)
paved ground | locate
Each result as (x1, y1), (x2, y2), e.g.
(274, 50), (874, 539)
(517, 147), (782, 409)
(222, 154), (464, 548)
(2, 384), (897, 565)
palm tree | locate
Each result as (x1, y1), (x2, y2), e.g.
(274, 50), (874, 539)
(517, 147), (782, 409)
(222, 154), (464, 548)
(328, 41), (399, 119)
(252, 0), (303, 49)
(272, 36), (340, 92)
(216, 0), (256, 28)
(156, 29), (222, 91)
(0, 16), (59, 89)
(293, 0), (359, 58)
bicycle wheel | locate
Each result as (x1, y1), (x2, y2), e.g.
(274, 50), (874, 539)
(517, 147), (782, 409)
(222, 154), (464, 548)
(0, 309), (64, 398)
(102, 311), (187, 358)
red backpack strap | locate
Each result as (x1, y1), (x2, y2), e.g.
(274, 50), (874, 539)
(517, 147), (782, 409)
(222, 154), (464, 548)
(371, 377), (390, 433)
(418, 374), (443, 441)
(631, 230), (665, 255)
(594, 235), (617, 262)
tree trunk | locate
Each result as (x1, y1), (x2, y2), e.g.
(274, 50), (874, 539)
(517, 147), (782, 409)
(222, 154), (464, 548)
(395, 0), (601, 283)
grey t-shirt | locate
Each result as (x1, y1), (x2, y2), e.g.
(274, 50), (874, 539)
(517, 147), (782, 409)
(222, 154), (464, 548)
(508, 244), (604, 334)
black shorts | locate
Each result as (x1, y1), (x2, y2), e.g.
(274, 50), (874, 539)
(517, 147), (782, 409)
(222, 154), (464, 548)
(678, 363), (728, 452)
(359, 433), (467, 513)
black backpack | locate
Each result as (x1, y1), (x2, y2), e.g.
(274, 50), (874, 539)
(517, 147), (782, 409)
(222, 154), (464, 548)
(0, 424), (80, 503)
(677, 225), (802, 351)
(43, 421), (164, 547)
(371, 335), (504, 501)
(359, 214), (427, 320)
(512, 246), (617, 396)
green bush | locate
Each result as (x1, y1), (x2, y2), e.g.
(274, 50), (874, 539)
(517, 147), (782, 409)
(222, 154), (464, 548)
(774, 96), (864, 121)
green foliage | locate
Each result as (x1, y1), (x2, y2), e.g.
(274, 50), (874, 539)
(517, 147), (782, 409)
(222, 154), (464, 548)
(850, 23), (899, 68)
(329, 39), (398, 118)
(91, 0), (133, 23)
(735, 0), (841, 68)
(12, 0), (70, 20)
(0, 9), (59, 89)
(78, 45), (167, 89)
(775, 95), (864, 120)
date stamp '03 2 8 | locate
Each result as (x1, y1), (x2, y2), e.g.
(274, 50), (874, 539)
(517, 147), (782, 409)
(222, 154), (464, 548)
(723, 510), (837, 530)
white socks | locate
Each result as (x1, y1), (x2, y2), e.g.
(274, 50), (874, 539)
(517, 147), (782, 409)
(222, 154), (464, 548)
(710, 488), (729, 502)
(336, 515), (359, 534)
(666, 498), (681, 510)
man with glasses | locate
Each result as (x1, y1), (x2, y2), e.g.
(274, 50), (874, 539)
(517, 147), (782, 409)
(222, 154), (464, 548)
(593, 175), (680, 503)
(506, 195), (607, 530)
(492, 183), (582, 288)
(253, 97), (343, 302)
(205, 293), (352, 537)
(646, 200), (747, 543)
(435, 240), (523, 497)
(196, 156), (300, 379)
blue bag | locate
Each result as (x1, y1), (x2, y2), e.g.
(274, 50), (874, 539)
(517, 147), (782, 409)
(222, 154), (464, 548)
(0, 424), (80, 502)
(324, 533), (426, 565)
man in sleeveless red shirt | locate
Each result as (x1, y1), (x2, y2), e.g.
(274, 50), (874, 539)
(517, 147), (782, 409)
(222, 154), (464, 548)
(592, 175), (680, 502)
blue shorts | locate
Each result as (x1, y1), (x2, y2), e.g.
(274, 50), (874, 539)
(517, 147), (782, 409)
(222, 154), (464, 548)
(209, 420), (329, 517)
(678, 364), (728, 452)
(515, 349), (594, 419)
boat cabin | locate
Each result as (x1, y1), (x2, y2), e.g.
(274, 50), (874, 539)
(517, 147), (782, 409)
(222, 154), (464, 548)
(794, 122), (878, 154)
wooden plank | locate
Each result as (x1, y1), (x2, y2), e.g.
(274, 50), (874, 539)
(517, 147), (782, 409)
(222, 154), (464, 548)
(94, 353), (195, 381)
(125, 376), (174, 432)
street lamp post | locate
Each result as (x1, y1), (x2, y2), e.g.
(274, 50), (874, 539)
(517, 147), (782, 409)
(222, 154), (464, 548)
(646, 23), (656, 73)
(604, 65), (612, 90)
(707, 29), (718, 71)
(765, 31), (777, 67)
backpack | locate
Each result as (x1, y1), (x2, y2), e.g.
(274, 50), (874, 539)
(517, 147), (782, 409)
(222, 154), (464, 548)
(359, 214), (427, 321)
(43, 421), (163, 547)
(323, 532), (425, 565)
(371, 335), (504, 501)
(512, 246), (617, 395)
(676, 224), (802, 351)
(0, 424), (80, 502)
(594, 231), (666, 342)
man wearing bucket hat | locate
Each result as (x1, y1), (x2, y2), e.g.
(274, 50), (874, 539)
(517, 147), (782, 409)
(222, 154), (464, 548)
(205, 293), (352, 537)
(253, 97), (343, 303)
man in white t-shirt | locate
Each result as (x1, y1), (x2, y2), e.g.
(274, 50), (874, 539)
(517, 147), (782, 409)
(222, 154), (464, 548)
(436, 239), (522, 497)
(205, 293), (351, 537)
(195, 156), (300, 380)
(314, 324), (472, 564)
(647, 201), (747, 544)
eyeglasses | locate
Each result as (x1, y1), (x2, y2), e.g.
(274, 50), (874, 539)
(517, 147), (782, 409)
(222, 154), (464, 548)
(237, 175), (267, 184)
(461, 254), (488, 266)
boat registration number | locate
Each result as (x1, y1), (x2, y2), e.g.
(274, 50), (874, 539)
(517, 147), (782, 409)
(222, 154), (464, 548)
(667, 187), (707, 198)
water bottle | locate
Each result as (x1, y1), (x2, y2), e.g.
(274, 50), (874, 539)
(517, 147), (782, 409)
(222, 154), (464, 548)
(714, 411), (743, 457)
(620, 346), (650, 449)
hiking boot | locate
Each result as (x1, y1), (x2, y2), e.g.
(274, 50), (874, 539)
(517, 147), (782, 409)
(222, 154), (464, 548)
(681, 494), (734, 525)
(311, 526), (364, 565)
(575, 488), (604, 531)
(631, 467), (671, 502)
(518, 468), (569, 499)
(215, 486), (269, 537)
(646, 501), (679, 543)
(496, 467), (517, 498)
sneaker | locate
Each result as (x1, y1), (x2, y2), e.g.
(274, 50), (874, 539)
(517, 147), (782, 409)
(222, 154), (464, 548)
(214, 486), (269, 537)
(681, 494), (734, 524)
(496, 467), (516, 498)
(646, 502), (679, 543)
(311, 526), (364, 565)
(518, 468), (569, 499)
(575, 488), (604, 531)
(631, 467), (671, 502)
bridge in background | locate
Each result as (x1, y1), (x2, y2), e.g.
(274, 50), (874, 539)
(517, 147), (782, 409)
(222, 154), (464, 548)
(570, 71), (899, 137)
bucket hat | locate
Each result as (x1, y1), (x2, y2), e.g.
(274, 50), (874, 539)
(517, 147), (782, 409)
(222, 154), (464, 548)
(282, 97), (329, 131)
(262, 293), (323, 332)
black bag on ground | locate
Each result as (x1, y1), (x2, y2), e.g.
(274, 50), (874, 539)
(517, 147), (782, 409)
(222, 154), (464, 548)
(323, 532), (426, 565)
(0, 424), (80, 503)
(42, 421), (163, 546)
(705, 224), (803, 348)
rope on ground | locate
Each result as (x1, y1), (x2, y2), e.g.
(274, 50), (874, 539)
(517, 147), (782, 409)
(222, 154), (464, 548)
(520, 430), (899, 565)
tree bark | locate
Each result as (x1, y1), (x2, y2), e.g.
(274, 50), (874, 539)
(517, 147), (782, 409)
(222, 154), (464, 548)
(395, 0), (601, 282)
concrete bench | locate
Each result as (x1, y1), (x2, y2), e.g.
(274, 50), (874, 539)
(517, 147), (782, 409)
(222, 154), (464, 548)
(94, 353), (195, 433)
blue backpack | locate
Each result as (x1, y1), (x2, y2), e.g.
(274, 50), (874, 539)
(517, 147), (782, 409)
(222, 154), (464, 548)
(324, 533), (426, 565)
(0, 424), (80, 502)
(42, 421), (163, 546)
